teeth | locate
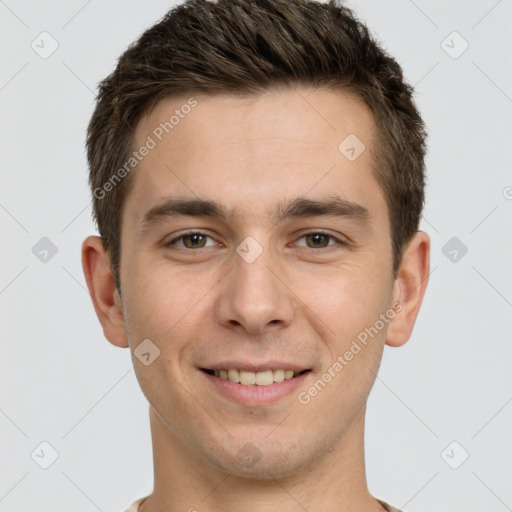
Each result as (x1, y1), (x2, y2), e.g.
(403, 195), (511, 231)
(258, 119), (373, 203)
(239, 370), (256, 385)
(255, 370), (273, 386)
(228, 369), (240, 383)
(273, 369), (285, 383)
(212, 368), (302, 386)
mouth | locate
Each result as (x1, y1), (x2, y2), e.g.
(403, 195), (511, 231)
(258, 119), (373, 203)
(201, 368), (311, 386)
(199, 366), (312, 406)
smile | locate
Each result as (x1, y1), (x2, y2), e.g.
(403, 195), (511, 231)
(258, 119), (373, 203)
(200, 367), (312, 406)
(202, 368), (310, 386)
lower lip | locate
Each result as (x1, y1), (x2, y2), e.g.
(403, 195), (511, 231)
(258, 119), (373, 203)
(200, 370), (311, 406)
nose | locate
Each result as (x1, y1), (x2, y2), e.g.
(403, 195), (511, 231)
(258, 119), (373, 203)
(214, 241), (295, 335)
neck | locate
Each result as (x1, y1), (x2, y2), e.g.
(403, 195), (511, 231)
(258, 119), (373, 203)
(139, 404), (384, 512)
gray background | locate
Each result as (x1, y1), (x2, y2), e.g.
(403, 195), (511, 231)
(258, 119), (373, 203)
(1, 0), (511, 511)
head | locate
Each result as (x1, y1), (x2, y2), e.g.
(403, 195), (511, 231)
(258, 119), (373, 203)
(87, 0), (427, 293)
(82, 0), (430, 480)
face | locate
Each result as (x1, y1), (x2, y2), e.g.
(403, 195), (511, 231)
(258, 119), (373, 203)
(107, 87), (403, 477)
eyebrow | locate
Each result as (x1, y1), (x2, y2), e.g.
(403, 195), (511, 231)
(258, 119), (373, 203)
(140, 195), (370, 231)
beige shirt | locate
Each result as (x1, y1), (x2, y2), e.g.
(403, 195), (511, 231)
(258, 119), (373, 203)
(124, 496), (403, 511)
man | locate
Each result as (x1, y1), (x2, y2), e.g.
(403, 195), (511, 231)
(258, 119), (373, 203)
(81, 1), (430, 510)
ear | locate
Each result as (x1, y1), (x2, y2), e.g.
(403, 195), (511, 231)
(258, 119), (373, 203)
(386, 230), (430, 347)
(81, 235), (128, 348)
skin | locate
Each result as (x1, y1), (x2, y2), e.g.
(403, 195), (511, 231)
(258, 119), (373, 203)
(82, 87), (430, 512)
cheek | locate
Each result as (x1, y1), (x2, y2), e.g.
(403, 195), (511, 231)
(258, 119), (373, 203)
(121, 257), (221, 353)
(123, 256), (183, 319)
(294, 262), (389, 344)
(299, 269), (389, 415)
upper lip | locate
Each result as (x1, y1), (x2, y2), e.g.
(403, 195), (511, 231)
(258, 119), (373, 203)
(200, 361), (311, 373)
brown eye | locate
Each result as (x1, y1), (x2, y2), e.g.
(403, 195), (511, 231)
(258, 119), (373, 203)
(182, 233), (207, 248)
(166, 231), (216, 249)
(295, 232), (344, 249)
(305, 233), (331, 248)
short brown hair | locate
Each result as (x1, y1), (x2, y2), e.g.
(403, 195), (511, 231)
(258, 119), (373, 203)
(87, 0), (427, 292)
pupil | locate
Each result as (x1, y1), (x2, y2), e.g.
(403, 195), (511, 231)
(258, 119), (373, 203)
(308, 233), (328, 248)
(185, 234), (205, 248)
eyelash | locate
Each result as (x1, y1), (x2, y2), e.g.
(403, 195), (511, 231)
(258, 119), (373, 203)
(165, 230), (347, 250)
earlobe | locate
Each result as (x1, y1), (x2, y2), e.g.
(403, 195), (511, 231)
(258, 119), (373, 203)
(81, 235), (129, 348)
(385, 231), (430, 348)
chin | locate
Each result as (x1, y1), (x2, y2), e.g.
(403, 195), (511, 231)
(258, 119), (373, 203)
(202, 436), (314, 480)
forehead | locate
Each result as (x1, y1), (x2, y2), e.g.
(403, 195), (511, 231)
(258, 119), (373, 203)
(124, 87), (385, 228)
(136, 87), (375, 157)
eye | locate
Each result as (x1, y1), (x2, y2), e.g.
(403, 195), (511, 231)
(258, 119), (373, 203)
(294, 232), (346, 249)
(165, 230), (346, 250)
(166, 231), (217, 249)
